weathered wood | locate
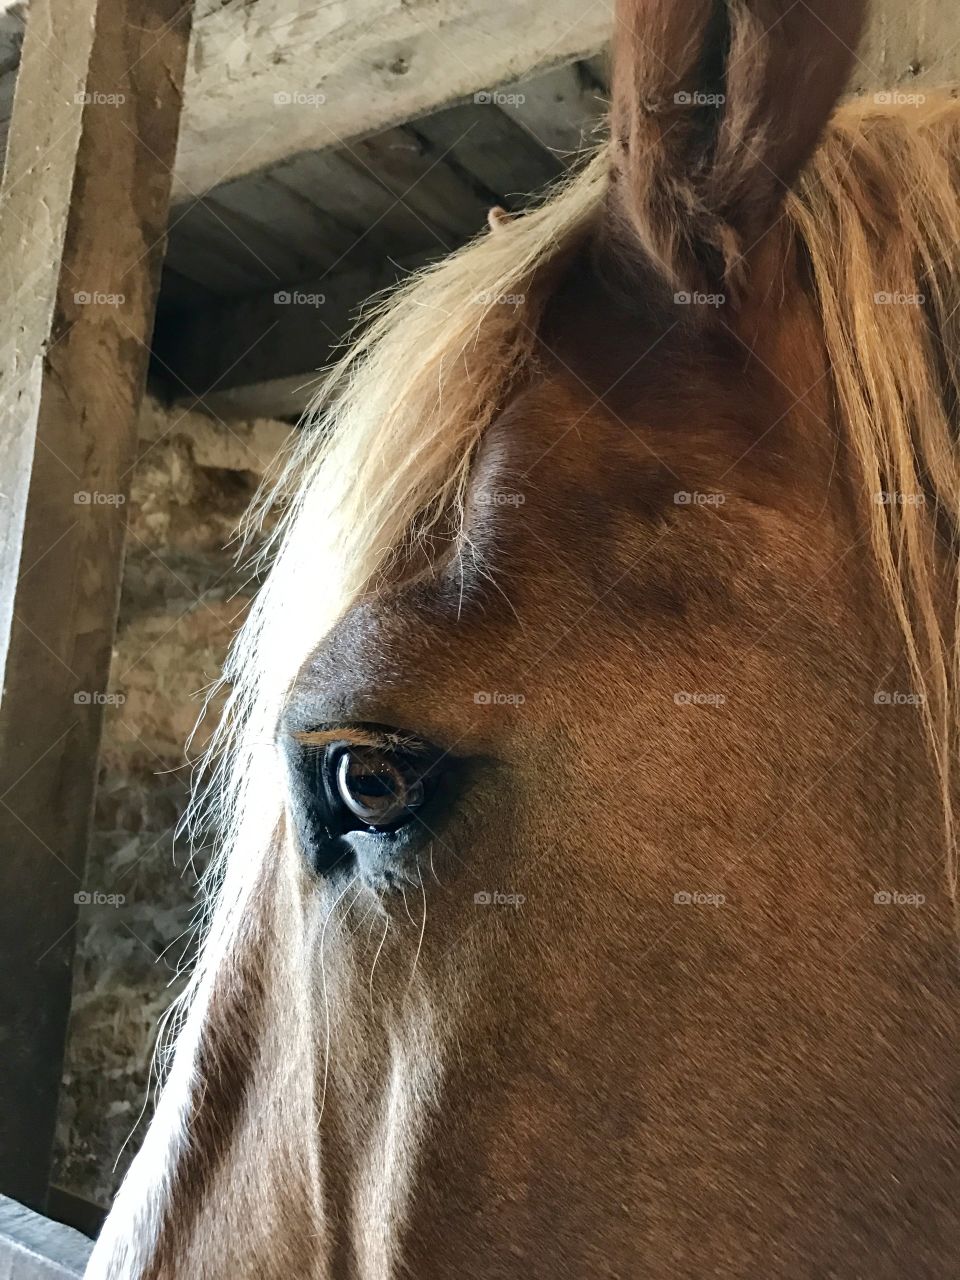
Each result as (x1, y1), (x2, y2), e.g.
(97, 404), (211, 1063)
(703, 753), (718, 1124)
(157, 264), (217, 312)
(0, 1195), (92, 1279)
(0, 0), (192, 1210)
(270, 147), (461, 263)
(168, 0), (614, 198)
(44, 1187), (104, 1244)
(2, 0), (960, 205)
(411, 101), (564, 212)
(163, 134), (476, 294)
(210, 171), (362, 272)
(118, 0), (960, 303)
(163, 199), (276, 296)
(497, 61), (609, 161)
(0, 0), (614, 198)
(171, 191), (348, 291)
(346, 126), (491, 244)
(160, 64), (605, 292)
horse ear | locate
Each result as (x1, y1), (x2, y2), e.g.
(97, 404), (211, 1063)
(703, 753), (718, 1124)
(605, 0), (867, 294)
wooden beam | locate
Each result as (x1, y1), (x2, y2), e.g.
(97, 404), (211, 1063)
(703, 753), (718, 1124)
(0, 1194), (92, 1279)
(410, 102), (564, 211)
(0, 0), (611, 198)
(0, 0), (192, 1210)
(1, 0), (959, 207)
(171, 0), (614, 198)
(497, 60), (609, 162)
(46, 1186), (105, 1243)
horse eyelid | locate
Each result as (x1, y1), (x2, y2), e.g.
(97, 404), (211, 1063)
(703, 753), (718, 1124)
(291, 724), (431, 756)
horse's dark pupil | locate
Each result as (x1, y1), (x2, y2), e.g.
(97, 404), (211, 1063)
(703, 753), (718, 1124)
(359, 772), (391, 793)
(350, 762), (399, 814)
(336, 751), (414, 824)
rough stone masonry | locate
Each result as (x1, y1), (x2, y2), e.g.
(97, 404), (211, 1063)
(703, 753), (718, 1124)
(52, 402), (288, 1206)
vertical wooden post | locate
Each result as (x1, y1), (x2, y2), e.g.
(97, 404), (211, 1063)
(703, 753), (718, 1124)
(0, 0), (192, 1209)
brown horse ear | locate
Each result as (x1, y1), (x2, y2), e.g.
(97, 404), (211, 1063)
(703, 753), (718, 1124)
(605, 0), (867, 294)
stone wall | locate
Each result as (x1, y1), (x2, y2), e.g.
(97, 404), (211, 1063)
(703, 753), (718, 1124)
(52, 402), (289, 1207)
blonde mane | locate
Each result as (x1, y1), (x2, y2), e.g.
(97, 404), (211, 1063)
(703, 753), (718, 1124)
(189, 94), (960, 981)
(791, 97), (960, 896)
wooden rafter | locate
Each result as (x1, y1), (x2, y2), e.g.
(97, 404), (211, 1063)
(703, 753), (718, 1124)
(0, 0), (192, 1209)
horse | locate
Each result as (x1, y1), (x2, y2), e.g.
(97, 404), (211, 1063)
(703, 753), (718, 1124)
(87, 0), (960, 1275)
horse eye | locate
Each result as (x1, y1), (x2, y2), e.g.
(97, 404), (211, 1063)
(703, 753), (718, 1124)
(331, 746), (426, 829)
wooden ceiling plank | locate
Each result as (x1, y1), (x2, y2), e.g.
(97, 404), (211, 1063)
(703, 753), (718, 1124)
(162, 215), (276, 296)
(497, 61), (609, 163)
(2, 0), (958, 199)
(167, 0), (614, 196)
(164, 198), (306, 294)
(346, 125), (492, 243)
(157, 264), (218, 311)
(411, 102), (564, 213)
(207, 171), (362, 272)
(269, 148), (448, 262)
